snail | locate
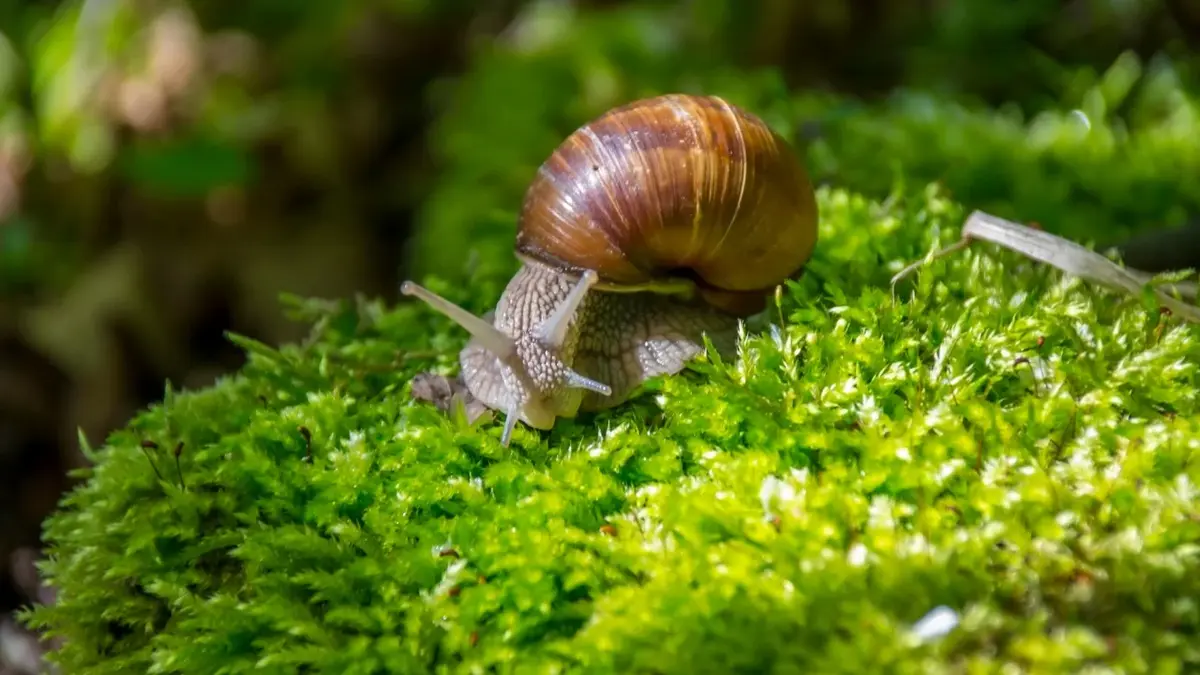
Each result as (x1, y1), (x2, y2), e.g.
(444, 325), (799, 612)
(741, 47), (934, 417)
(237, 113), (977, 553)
(402, 93), (819, 445)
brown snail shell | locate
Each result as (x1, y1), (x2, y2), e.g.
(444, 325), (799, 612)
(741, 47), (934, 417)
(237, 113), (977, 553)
(514, 93), (819, 315)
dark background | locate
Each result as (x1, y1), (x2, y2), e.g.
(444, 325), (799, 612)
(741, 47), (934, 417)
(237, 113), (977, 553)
(1, 0), (1198, 670)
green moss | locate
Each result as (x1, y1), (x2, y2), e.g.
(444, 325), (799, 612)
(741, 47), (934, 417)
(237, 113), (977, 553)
(18, 6), (1200, 672)
(20, 179), (1200, 673)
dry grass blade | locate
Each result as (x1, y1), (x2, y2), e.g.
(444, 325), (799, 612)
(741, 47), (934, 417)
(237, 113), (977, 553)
(892, 210), (1200, 323)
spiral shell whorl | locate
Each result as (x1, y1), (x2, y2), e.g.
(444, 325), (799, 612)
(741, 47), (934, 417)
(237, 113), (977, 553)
(515, 93), (818, 316)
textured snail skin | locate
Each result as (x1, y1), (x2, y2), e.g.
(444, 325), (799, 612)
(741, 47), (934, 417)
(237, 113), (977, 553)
(459, 259), (740, 430)
(403, 93), (817, 445)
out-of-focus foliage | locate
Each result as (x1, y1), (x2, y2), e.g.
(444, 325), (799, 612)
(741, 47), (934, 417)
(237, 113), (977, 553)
(407, 0), (1200, 289)
(5, 0), (1199, 293)
(802, 53), (1200, 245)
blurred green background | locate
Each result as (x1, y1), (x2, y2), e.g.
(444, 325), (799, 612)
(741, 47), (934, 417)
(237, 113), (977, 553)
(2, 0), (1199, 670)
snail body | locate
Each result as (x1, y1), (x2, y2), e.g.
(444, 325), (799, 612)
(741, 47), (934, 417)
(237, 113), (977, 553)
(403, 94), (818, 445)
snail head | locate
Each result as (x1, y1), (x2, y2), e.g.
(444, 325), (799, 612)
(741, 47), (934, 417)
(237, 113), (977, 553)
(401, 268), (611, 446)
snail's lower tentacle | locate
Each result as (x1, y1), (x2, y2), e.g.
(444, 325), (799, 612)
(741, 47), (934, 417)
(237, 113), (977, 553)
(564, 369), (611, 396)
(501, 400), (520, 446)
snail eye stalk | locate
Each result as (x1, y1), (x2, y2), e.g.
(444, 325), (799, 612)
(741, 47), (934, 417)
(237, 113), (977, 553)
(401, 281), (515, 360)
(536, 269), (598, 349)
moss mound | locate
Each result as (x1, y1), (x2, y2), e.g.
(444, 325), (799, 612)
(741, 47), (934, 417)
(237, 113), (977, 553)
(18, 6), (1200, 670)
(19, 180), (1200, 673)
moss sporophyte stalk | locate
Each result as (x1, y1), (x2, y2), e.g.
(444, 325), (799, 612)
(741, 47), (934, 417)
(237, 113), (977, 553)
(19, 182), (1200, 673)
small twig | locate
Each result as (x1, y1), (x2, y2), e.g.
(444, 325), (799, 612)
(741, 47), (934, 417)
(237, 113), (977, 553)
(893, 210), (1200, 323)
(139, 440), (166, 482)
(173, 442), (187, 491)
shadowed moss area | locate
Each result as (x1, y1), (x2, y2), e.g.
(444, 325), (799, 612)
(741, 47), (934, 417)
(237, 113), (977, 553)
(19, 180), (1200, 673)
